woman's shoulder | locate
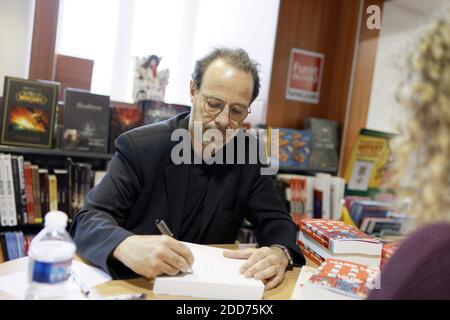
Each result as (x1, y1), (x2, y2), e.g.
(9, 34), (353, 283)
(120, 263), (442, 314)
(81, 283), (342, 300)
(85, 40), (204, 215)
(368, 223), (450, 299)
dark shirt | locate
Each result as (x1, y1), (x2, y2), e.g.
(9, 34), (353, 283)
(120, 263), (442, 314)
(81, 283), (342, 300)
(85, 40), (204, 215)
(368, 223), (450, 299)
(179, 161), (214, 242)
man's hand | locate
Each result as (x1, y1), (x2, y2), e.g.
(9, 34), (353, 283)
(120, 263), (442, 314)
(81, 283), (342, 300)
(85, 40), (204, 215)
(223, 246), (289, 290)
(112, 235), (194, 279)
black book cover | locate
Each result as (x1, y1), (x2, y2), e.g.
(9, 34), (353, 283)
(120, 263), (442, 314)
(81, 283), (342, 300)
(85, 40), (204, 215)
(303, 118), (339, 172)
(109, 103), (143, 153)
(54, 169), (69, 215)
(0, 233), (9, 261)
(77, 163), (92, 212)
(39, 169), (49, 217)
(65, 158), (79, 220)
(10, 156), (23, 226)
(62, 88), (110, 153)
(31, 165), (42, 224)
(1, 76), (58, 148)
(141, 100), (190, 125)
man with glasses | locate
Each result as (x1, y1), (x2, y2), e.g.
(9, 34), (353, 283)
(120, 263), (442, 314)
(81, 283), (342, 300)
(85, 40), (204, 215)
(70, 48), (305, 290)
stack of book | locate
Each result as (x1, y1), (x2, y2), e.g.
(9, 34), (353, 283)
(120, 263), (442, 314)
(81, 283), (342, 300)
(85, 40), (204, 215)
(297, 219), (383, 267)
(0, 153), (104, 226)
(348, 199), (405, 236)
(0, 231), (32, 262)
(276, 173), (345, 225)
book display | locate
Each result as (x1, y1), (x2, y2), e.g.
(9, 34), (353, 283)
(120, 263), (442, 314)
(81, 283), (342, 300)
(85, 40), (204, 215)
(61, 89), (110, 153)
(1, 77), (58, 149)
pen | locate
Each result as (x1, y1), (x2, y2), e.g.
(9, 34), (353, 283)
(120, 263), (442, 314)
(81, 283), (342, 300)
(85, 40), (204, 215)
(155, 219), (193, 273)
(70, 269), (91, 298)
(99, 293), (147, 300)
(155, 219), (174, 237)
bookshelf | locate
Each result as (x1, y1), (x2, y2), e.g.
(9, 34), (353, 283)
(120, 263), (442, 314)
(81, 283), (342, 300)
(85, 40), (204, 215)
(0, 144), (112, 233)
(0, 145), (112, 160)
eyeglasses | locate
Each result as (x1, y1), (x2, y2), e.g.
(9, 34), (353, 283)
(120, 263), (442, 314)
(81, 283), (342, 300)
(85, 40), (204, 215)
(198, 92), (251, 122)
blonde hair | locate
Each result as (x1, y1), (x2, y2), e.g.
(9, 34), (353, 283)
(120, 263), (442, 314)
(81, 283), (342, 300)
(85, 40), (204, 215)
(392, 16), (450, 225)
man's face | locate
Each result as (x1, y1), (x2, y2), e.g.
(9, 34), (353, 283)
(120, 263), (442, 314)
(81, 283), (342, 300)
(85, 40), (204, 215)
(189, 59), (253, 151)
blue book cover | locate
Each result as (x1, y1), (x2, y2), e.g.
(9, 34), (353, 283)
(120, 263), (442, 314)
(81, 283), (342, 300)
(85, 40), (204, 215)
(5, 232), (17, 260)
(273, 128), (311, 169)
(16, 231), (25, 258)
(350, 200), (391, 227)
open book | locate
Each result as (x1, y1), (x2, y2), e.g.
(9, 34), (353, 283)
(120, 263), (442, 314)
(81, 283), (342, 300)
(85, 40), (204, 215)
(153, 242), (265, 299)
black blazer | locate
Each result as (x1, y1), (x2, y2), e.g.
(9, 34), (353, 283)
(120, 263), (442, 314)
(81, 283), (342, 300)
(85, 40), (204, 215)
(70, 112), (305, 278)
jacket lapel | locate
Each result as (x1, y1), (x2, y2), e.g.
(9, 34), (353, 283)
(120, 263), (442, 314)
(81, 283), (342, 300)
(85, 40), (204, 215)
(200, 164), (234, 238)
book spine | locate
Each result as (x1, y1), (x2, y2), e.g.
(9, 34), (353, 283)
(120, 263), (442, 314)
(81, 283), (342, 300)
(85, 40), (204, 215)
(3, 155), (18, 226)
(49, 175), (58, 212)
(0, 234), (5, 263)
(39, 170), (49, 217)
(24, 163), (35, 224)
(67, 160), (74, 219)
(11, 156), (23, 226)
(299, 220), (331, 249)
(55, 171), (69, 215)
(17, 156), (28, 224)
(31, 166), (42, 224)
(0, 155), (8, 226)
(297, 240), (325, 266)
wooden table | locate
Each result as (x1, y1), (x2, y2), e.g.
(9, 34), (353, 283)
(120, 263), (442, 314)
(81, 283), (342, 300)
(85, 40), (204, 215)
(0, 244), (315, 300)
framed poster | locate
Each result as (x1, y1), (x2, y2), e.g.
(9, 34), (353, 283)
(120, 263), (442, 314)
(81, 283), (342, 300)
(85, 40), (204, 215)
(285, 48), (325, 104)
(1, 77), (58, 148)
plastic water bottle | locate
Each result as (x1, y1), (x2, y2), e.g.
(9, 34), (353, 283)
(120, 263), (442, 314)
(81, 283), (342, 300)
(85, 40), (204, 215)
(26, 211), (76, 300)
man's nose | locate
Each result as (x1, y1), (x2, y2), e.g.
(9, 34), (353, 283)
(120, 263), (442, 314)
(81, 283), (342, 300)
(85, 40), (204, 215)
(214, 108), (230, 129)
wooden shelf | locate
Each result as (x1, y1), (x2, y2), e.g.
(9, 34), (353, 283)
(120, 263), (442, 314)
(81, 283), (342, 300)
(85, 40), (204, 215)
(0, 224), (44, 233)
(0, 145), (113, 160)
(277, 167), (337, 176)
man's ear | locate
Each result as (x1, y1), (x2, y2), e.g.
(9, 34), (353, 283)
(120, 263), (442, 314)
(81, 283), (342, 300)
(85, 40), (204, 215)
(189, 80), (196, 103)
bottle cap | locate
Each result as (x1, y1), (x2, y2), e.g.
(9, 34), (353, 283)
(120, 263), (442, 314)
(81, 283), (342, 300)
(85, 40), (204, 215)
(44, 211), (68, 229)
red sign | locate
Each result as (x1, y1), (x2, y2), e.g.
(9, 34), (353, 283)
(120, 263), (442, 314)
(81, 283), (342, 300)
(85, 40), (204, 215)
(285, 48), (324, 104)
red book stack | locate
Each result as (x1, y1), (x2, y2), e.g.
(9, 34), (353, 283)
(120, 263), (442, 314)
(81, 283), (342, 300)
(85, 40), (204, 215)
(298, 219), (382, 266)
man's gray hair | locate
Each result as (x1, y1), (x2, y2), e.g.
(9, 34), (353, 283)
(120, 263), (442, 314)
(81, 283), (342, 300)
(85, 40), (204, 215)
(191, 47), (261, 104)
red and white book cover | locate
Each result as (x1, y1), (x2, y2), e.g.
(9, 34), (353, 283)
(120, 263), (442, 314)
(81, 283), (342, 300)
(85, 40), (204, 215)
(307, 259), (380, 299)
(299, 219), (380, 251)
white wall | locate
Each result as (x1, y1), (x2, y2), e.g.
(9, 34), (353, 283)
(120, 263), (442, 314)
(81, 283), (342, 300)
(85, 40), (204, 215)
(366, 0), (446, 133)
(56, 0), (280, 126)
(191, 0), (280, 125)
(0, 0), (35, 93)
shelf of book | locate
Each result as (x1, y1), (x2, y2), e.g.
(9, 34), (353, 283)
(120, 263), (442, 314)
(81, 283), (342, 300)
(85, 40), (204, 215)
(0, 145), (112, 160)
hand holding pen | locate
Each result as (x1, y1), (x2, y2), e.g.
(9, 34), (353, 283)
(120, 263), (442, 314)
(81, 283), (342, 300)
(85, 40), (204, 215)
(111, 224), (194, 279)
(155, 219), (194, 274)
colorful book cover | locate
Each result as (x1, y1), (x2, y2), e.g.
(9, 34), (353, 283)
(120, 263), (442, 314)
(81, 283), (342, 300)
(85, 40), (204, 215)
(1, 76), (58, 148)
(272, 128), (311, 170)
(299, 219), (377, 250)
(344, 128), (396, 193)
(109, 103), (144, 153)
(61, 89), (110, 153)
(307, 259), (380, 299)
